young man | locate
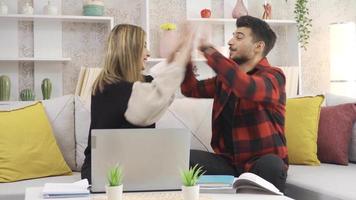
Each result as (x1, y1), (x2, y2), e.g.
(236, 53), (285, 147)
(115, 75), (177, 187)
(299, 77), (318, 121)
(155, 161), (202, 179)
(181, 16), (288, 192)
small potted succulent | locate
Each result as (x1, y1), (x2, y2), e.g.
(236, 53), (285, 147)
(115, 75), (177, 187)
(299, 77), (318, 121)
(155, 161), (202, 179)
(180, 164), (204, 200)
(106, 165), (123, 200)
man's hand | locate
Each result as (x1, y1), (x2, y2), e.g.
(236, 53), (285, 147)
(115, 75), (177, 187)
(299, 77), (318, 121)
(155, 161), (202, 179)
(197, 26), (214, 52)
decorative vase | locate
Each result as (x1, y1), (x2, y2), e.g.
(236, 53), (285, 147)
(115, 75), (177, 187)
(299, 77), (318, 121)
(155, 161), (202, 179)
(159, 30), (178, 58)
(22, 2), (34, 15)
(232, 0), (248, 19)
(83, 0), (104, 16)
(106, 185), (123, 200)
(0, 75), (10, 101)
(262, 1), (272, 20)
(43, 0), (58, 15)
(182, 185), (199, 200)
(0, 1), (8, 15)
(20, 89), (35, 101)
(41, 78), (52, 100)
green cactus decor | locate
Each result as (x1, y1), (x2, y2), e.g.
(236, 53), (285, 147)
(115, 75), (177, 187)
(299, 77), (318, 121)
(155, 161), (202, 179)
(0, 75), (11, 101)
(41, 78), (52, 100)
(20, 89), (35, 101)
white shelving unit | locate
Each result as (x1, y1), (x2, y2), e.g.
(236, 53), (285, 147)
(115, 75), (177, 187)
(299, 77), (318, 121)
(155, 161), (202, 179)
(145, 0), (300, 94)
(0, 57), (71, 62)
(0, 14), (114, 26)
(187, 18), (297, 26)
(148, 58), (207, 63)
(0, 0), (114, 100)
(185, 0), (301, 95)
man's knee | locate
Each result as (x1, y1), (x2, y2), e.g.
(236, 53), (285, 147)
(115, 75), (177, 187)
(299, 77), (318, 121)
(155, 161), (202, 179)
(189, 149), (205, 166)
(254, 154), (285, 173)
(250, 154), (287, 192)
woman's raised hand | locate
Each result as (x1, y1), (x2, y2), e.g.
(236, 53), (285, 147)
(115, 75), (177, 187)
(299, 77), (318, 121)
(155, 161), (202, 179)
(166, 22), (196, 64)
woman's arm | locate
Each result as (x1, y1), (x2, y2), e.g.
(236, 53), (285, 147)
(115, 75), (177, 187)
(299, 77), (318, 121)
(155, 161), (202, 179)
(124, 60), (185, 126)
(125, 25), (195, 126)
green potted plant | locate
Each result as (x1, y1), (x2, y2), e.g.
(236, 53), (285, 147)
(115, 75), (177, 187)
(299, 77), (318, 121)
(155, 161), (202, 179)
(180, 164), (204, 200)
(41, 78), (52, 100)
(20, 89), (35, 101)
(106, 165), (123, 200)
(288, 0), (312, 50)
(0, 75), (11, 101)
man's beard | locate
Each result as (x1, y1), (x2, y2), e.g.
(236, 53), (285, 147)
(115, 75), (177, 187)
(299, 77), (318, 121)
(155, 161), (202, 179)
(232, 56), (248, 65)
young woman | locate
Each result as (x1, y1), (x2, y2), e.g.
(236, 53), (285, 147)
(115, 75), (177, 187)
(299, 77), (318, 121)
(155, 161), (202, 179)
(81, 24), (194, 182)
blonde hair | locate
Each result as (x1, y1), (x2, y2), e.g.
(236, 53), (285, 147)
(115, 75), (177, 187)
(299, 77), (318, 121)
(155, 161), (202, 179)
(92, 24), (146, 95)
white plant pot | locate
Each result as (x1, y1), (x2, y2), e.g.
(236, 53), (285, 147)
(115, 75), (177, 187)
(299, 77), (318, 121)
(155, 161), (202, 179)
(22, 3), (33, 15)
(182, 185), (200, 200)
(0, 2), (8, 15)
(106, 184), (123, 200)
(43, 0), (58, 15)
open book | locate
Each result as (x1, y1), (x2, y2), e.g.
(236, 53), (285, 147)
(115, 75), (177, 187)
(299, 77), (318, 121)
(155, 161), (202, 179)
(233, 172), (283, 195)
(198, 172), (283, 195)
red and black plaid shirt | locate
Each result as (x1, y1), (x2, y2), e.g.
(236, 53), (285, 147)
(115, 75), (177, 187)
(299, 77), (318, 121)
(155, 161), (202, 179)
(181, 47), (288, 171)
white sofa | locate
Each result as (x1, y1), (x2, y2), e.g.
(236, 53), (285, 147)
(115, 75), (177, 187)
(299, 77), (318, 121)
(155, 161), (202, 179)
(0, 95), (355, 200)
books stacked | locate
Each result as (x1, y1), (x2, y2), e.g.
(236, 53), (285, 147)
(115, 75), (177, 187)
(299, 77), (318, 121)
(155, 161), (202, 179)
(197, 175), (236, 193)
(42, 179), (90, 199)
(198, 175), (235, 188)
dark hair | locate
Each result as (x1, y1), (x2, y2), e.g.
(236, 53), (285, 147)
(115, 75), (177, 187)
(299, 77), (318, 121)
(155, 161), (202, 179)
(236, 16), (276, 56)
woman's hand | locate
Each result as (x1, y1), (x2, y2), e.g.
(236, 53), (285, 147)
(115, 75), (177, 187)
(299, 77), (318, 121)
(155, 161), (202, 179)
(166, 22), (196, 64)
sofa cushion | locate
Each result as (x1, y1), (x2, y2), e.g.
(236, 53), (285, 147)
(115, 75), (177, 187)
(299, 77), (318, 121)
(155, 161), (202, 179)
(326, 93), (356, 163)
(287, 164), (356, 200)
(285, 95), (324, 165)
(0, 172), (80, 200)
(0, 102), (72, 182)
(317, 103), (356, 165)
(156, 98), (214, 152)
(0, 95), (76, 171)
(74, 96), (214, 170)
(42, 95), (76, 170)
(75, 96), (91, 170)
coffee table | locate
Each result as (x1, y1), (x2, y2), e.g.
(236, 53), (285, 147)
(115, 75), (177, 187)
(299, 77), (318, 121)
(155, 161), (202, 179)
(25, 187), (293, 200)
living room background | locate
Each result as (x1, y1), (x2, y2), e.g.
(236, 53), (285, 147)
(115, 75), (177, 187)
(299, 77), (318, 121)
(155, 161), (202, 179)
(15, 0), (356, 96)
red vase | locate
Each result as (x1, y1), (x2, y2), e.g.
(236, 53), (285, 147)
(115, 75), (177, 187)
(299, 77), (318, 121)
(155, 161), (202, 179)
(232, 0), (248, 19)
(159, 30), (178, 58)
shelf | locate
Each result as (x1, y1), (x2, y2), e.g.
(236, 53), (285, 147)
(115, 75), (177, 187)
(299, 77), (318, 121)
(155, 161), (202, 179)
(0, 14), (114, 29)
(147, 58), (207, 63)
(187, 18), (297, 26)
(0, 57), (71, 62)
(147, 58), (165, 62)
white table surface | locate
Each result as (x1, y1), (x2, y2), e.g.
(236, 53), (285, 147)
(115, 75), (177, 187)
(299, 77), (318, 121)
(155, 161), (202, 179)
(25, 187), (293, 200)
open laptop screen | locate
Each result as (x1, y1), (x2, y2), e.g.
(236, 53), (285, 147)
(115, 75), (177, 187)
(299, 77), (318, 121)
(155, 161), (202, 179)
(91, 128), (190, 192)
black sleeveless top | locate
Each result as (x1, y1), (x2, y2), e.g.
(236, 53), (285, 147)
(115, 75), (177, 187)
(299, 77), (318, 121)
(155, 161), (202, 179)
(81, 76), (154, 182)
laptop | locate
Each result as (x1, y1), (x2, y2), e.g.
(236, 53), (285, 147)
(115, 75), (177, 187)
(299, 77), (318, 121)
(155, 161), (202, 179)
(91, 128), (190, 192)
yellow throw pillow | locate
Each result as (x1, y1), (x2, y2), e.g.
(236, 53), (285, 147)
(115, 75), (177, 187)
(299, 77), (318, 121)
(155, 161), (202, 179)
(285, 95), (324, 165)
(0, 102), (72, 182)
